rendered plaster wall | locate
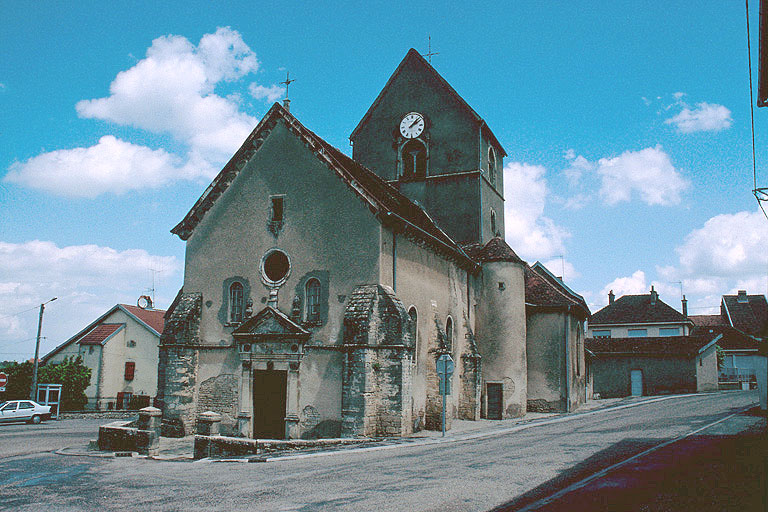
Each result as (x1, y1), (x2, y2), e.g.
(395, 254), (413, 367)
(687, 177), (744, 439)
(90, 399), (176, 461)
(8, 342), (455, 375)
(591, 356), (696, 398)
(179, 120), (382, 434)
(696, 346), (719, 392)
(479, 178), (505, 245)
(380, 229), (473, 428)
(474, 261), (527, 418)
(587, 323), (690, 338)
(526, 312), (564, 411)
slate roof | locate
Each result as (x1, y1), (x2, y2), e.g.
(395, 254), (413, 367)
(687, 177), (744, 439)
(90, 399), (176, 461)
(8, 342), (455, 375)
(692, 325), (761, 351)
(689, 314), (725, 327)
(349, 49), (506, 156)
(76, 323), (124, 346)
(722, 293), (768, 337)
(586, 334), (720, 357)
(462, 237), (525, 264)
(524, 264), (590, 318)
(590, 293), (688, 325)
(171, 102), (477, 270)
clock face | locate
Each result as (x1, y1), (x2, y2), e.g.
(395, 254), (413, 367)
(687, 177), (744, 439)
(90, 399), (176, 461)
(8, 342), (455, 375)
(400, 112), (425, 139)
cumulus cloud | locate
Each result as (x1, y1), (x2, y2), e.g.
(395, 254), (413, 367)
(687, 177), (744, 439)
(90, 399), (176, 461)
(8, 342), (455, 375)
(3, 136), (214, 197)
(665, 102), (732, 133)
(595, 146), (688, 206)
(503, 162), (570, 261)
(0, 240), (179, 358)
(601, 270), (648, 298)
(249, 84), (284, 102)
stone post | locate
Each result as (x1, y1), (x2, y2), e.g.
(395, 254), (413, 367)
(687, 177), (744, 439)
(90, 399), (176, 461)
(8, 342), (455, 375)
(197, 411), (222, 436)
(137, 406), (162, 437)
(236, 411), (251, 437)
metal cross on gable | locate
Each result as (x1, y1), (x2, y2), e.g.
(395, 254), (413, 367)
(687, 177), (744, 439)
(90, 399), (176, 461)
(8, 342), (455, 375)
(422, 35), (439, 63)
(280, 71), (295, 99)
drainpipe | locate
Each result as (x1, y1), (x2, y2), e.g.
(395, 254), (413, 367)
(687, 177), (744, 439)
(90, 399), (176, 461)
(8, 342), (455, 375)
(392, 231), (397, 293)
(564, 305), (571, 413)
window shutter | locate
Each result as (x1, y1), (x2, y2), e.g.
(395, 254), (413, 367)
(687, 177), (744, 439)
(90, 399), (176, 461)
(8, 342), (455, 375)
(124, 362), (135, 381)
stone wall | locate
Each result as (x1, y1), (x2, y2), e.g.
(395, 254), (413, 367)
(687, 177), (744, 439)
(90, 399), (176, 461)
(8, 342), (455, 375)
(197, 374), (238, 434)
(459, 329), (481, 420)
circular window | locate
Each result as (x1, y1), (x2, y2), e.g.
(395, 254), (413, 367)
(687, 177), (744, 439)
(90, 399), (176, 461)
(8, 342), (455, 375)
(260, 249), (291, 286)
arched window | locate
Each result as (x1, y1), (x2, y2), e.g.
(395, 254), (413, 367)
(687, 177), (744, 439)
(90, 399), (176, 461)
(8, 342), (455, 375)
(445, 316), (453, 352)
(488, 147), (497, 186)
(402, 139), (427, 179)
(490, 209), (497, 237)
(305, 279), (321, 323)
(229, 282), (244, 323)
(408, 306), (418, 363)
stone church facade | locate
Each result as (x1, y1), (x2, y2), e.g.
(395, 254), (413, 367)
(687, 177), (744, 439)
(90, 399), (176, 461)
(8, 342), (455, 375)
(157, 49), (581, 439)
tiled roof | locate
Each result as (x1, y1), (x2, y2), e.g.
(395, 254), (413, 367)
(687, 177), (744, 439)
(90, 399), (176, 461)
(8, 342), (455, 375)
(462, 237), (525, 264)
(524, 264), (590, 318)
(171, 103), (476, 270)
(121, 304), (166, 334)
(689, 314), (725, 327)
(586, 334), (719, 357)
(692, 325), (761, 351)
(590, 294), (687, 325)
(349, 49), (506, 156)
(77, 323), (123, 346)
(722, 294), (768, 337)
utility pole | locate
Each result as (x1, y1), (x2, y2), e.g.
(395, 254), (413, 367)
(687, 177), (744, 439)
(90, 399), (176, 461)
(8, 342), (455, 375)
(30, 297), (56, 400)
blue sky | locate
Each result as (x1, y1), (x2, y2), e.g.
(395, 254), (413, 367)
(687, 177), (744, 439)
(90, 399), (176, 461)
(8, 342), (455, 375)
(2, 1), (767, 360)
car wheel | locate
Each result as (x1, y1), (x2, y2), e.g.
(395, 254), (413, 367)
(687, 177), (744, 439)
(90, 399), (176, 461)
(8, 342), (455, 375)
(30, 415), (41, 424)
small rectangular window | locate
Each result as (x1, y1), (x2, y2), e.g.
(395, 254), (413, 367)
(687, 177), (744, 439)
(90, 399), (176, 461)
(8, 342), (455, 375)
(659, 327), (680, 337)
(271, 196), (284, 222)
(124, 362), (135, 381)
(592, 329), (611, 338)
(628, 329), (647, 337)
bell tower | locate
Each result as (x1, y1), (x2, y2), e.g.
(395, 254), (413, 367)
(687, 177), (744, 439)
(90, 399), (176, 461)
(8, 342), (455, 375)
(350, 49), (505, 245)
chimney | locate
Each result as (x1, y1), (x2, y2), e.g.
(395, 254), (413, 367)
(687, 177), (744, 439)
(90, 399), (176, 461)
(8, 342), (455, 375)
(737, 290), (748, 303)
(283, 98), (291, 112)
(608, 290), (615, 305)
(650, 285), (658, 306)
(682, 295), (688, 317)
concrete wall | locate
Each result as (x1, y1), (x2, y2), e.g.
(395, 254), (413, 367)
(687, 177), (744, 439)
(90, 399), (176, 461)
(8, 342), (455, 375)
(591, 355), (697, 398)
(474, 261), (527, 418)
(526, 310), (586, 412)
(178, 119), (382, 436)
(696, 345), (719, 392)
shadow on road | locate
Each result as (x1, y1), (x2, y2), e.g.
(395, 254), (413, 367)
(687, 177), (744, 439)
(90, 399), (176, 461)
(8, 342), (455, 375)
(492, 408), (767, 512)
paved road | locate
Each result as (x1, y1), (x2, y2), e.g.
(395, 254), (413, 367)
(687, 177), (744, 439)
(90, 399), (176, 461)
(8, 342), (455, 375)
(0, 391), (762, 511)
(0, 418), (104, 458)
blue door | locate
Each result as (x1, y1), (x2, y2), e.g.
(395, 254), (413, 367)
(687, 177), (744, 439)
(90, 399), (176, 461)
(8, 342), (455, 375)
(631, 370), (643, 396)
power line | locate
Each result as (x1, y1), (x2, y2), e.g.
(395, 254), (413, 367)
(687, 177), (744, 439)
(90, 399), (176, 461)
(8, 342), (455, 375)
(0, 305), (40, 321)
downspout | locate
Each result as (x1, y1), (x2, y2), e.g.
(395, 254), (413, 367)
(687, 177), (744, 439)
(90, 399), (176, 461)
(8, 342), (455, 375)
(564, 305), (571, 413)
(392, 231), (397, 293)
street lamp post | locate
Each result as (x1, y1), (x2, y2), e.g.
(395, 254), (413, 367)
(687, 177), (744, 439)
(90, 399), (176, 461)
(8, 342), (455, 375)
(30, 297), (56, 401)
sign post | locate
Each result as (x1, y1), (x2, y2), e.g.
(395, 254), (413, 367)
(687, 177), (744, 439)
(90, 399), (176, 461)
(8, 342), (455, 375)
(436, 354), (454, 437)
(0, 372), (8, 393)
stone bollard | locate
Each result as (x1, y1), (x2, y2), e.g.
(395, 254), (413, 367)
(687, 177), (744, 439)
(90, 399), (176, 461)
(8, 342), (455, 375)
(197, 411), (222, 436)
(236, 411), (251, 438)
(137, 406), (162, 438)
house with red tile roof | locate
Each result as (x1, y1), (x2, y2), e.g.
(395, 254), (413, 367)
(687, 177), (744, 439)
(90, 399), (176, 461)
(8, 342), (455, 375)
(43, 301), (165, 410)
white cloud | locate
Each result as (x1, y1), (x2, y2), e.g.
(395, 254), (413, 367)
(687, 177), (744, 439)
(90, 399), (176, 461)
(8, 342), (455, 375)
(3, 136), (213, 197)
(601, 270), (648, 298)
(75, 27), (259, 162)
(665, 101), (732, 133)
(249, 84), (284, 102)
(596, 146), (688, 206)
(541, 258), (580, 281)
(503, 162), (570, 261)
(0, 241), (179, 360)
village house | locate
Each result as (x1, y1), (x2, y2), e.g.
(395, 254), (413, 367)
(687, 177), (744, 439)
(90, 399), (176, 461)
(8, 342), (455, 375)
(43, 299), (165, 410)
(586, 288), (719, 397)
(157, 49), (586, 439)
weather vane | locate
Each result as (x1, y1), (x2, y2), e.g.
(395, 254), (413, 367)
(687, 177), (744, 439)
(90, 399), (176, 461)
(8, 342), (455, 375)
(423, 35), (439, 63)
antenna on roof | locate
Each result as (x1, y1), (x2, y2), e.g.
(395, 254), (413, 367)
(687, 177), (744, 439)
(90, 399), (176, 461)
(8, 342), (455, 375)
(147, 267), (162, 307)
(423, 35), (439, 64)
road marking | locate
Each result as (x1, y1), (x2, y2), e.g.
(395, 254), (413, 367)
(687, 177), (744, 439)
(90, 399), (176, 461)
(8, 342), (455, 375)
(239, 394), (751, 464)
(513, 404), (756, 512)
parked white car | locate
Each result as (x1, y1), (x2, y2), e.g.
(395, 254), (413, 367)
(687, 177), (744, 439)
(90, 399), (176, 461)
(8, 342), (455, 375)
(0, 400), (51, 424)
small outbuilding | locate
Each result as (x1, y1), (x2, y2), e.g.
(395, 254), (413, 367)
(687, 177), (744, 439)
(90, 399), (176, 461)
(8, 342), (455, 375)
(586, 334), (720, 398)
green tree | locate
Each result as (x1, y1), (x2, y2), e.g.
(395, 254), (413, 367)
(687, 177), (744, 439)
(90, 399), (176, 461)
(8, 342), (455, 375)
(0, 357), (91, 410)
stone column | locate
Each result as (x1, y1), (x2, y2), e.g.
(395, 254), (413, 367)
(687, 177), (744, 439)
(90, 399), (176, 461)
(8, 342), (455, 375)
(285, 362), (300, 439)
(238, 361), (252, 437)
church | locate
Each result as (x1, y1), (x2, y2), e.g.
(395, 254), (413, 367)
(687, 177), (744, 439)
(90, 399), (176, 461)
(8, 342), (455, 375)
(157, 49), (588, 439)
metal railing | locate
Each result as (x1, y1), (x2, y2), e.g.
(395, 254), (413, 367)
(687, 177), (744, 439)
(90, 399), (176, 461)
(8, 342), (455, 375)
(719, 367), (756, 382)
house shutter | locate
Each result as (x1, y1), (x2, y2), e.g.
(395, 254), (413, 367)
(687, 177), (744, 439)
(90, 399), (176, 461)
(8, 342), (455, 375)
(124, 362), (135, 381)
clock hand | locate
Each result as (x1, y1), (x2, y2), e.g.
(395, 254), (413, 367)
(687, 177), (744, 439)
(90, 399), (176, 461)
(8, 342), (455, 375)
(409, 118), (421, 128)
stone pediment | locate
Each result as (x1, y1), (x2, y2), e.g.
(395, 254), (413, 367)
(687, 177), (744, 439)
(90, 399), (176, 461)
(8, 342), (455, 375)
(233, 306), (310, 340)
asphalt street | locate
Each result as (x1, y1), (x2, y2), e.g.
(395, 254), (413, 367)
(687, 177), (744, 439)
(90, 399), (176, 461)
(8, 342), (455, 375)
(0, 391), (762, 511)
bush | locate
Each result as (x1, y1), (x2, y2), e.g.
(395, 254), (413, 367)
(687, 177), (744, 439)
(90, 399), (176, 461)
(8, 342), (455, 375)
(0, 356), (91, 411)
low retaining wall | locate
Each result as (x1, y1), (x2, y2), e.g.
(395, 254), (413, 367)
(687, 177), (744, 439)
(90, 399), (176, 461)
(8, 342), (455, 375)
(194, 435), (376, 460)
(97, 407), (162, 456)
